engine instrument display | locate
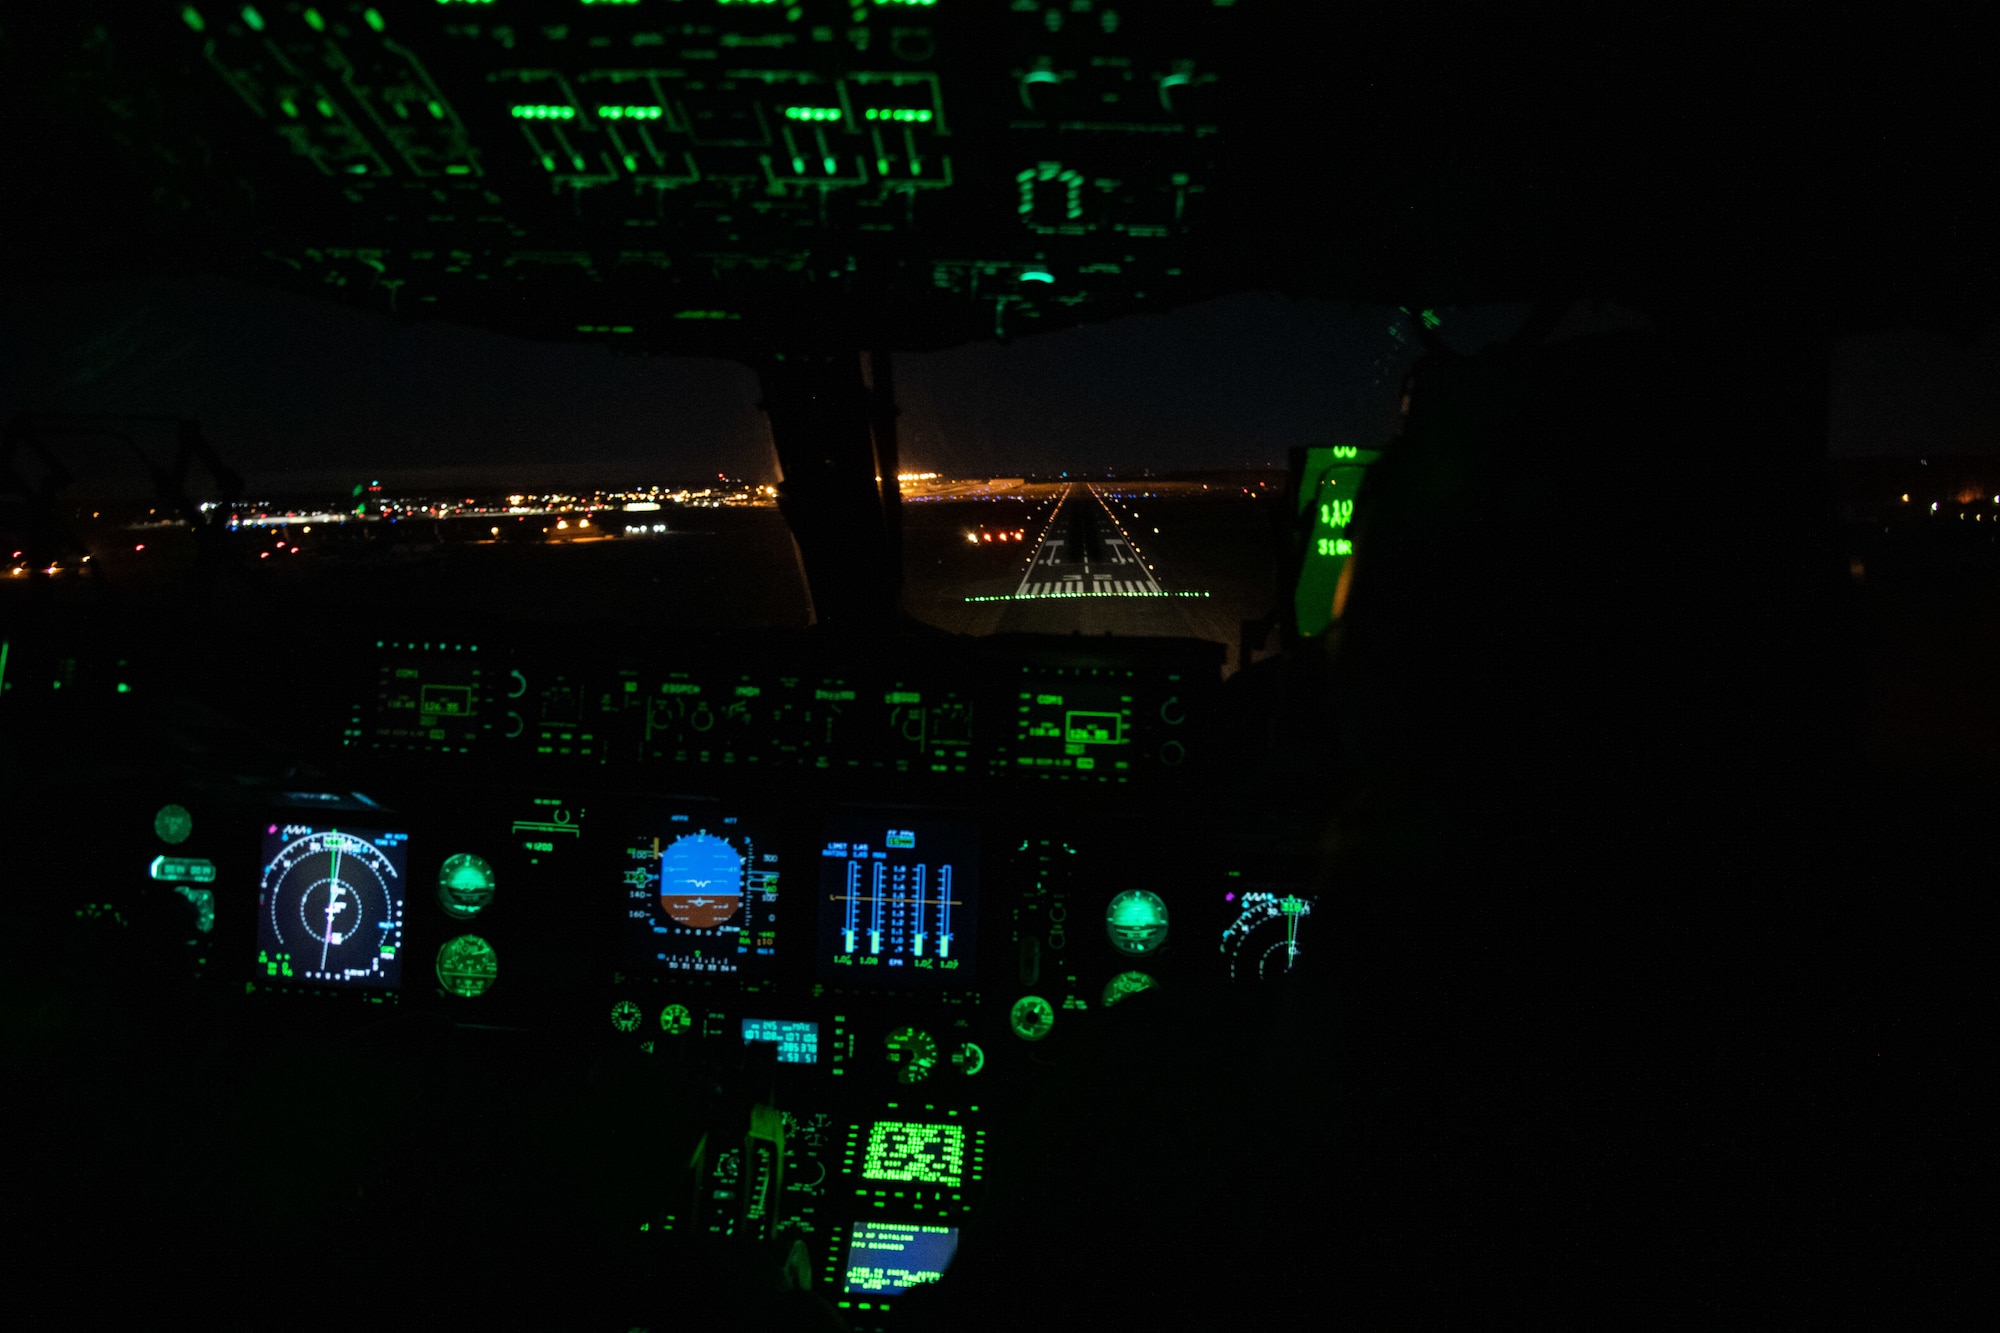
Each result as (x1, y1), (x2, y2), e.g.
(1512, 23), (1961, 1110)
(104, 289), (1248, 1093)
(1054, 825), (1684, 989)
(623, 811), (780, 977)
(843, 1222), (959, 1296)
(1221, 890), (1314, 982)
(817, 820), (979, 987)
(256, 823), (409, 989)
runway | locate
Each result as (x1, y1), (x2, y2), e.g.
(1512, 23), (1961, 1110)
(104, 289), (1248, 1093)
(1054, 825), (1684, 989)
(1012, 484), (1167, 599)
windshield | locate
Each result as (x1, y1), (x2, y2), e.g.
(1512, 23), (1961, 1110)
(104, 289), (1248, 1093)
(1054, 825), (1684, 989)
(2, 277), (1528, 667)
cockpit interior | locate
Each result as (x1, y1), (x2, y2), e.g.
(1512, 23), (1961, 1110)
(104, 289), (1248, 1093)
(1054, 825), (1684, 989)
(1, 5), (1982, 1327)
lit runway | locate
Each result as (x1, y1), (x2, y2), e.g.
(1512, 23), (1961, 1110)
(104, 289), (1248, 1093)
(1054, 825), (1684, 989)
(1009, 484), (1166, 599)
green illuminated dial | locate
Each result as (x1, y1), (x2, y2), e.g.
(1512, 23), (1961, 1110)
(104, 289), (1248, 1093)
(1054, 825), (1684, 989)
(1105, 890), (1169, 955)
(948, 1040), (985, 1076)
(154, 803), (193, 845)
(659, 1003), (692, 1035)
(610, 1000), (643, 1032)
(437, 853), (496, 919)
(1009, 995), (1055, 1042)
(1101, 969), (1157, 1007)
(885, 1026), (939, 1084)
(436, 935), (497, 998)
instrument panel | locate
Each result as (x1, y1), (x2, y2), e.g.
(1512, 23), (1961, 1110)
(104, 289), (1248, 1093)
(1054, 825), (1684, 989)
(15, 623), (1320, 1330)
(351, 633), (1210, 784)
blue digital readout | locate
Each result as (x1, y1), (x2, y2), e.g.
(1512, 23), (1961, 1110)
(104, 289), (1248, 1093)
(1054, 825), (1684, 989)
(742, 1017), (818, 1064)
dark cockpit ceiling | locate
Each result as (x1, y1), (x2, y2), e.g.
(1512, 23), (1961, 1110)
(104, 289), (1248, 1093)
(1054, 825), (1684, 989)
(3, 4), (1993, 349)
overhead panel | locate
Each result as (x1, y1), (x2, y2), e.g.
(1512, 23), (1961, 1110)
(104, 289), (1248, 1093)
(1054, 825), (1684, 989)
(155, 0), (1236, 351)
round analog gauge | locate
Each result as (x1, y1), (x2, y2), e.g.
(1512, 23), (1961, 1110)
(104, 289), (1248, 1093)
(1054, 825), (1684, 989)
(609, 1000), (643, 1033)
(1105, 890), (1170, 955)
(948, 1041), (986, 1076)
(659, 1003), (692, 1035)
(1101, 969), (1157, 1007)
(1009, 995), (1055, 1042)
(885, 1026), (939, 1083)
(154, 803), (193, 845)
(436, 934), (497, 998)
(437, 853), (497, 919)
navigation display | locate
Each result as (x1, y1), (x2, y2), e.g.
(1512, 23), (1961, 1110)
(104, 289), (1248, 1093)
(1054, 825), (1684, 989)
(843, 1222), (960, 1297)
(623, 810), (780, 977)
(816, 820), (978, 986)
(256, 823), (408, 989)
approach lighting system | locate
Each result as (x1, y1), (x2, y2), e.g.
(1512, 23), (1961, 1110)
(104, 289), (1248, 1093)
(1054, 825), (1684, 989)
(817, 819), (979, 986)
(256, 823), (408, 989)
(623, 809), (781, 977)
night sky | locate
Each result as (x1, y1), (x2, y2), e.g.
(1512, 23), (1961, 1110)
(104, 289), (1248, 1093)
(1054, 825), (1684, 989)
(1, 273), (1994, 496)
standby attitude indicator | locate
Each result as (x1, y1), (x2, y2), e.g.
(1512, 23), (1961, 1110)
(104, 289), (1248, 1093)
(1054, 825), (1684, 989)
(257, 824), (408, 989)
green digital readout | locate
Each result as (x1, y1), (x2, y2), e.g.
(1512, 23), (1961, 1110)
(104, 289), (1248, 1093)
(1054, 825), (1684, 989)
(1105, 890), (1169, 955)
(861, 1121), (965, 1187)
(1296, 446), (1379, 638)
(436, 935), (497, 998)
(436, 853), (497, 919)
(150, 856), (216, 884)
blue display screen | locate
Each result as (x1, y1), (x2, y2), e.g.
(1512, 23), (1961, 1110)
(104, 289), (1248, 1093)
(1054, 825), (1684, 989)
(741, 1017), (818, 1064)
(817, 819), (979, 987)
(843, 1222), (960, 1295)
(622, 809), (781, 977)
